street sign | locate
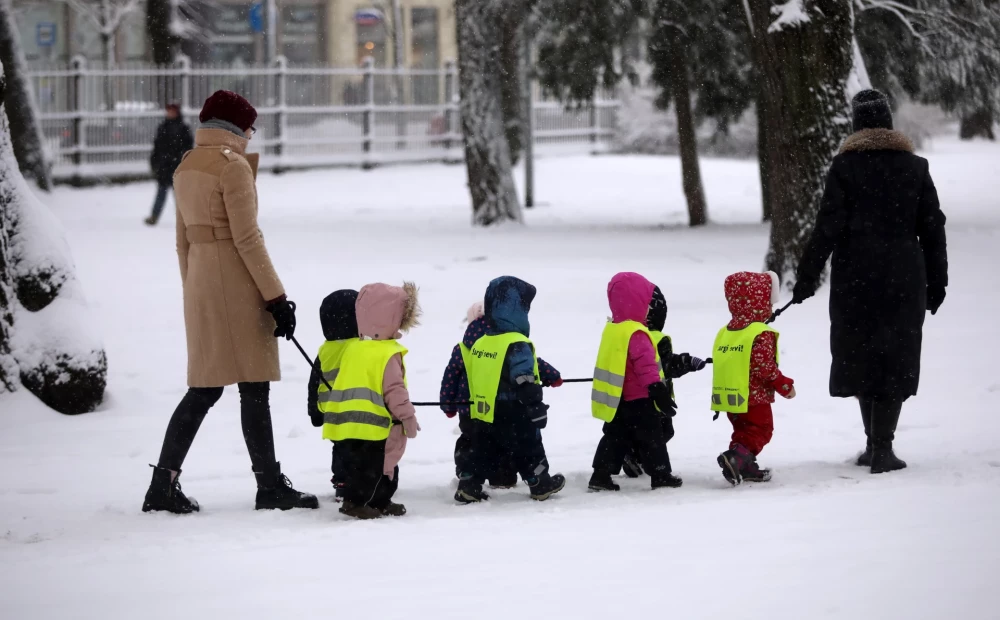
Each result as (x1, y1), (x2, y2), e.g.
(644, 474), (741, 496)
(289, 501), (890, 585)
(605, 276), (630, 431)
(36, 22), (56, 47)
(249, 2), (264, 33)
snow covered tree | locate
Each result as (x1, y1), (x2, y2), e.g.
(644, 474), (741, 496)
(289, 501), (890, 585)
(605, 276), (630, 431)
(646, 0), (754, 226)
(0, 0), (50, 190)
(57, 0), (142, 67)
(744, 0), (855, 283)
(0, 65), (108, 414)
(855, 0), (1000, 140)
(500, 0), (529, 165)
(456, 0), (523, 225)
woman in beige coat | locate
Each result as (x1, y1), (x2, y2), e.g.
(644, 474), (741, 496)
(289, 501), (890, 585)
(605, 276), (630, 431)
(142, 91), (317, 514)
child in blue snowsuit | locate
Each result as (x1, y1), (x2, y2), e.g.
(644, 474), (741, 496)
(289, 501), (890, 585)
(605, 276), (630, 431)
(440, 301), (562, 487)
(453, 276), (566, 503)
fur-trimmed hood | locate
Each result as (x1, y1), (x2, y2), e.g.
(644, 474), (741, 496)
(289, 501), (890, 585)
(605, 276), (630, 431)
(355, 282), (421, 340)
(840, 128), (914, 155)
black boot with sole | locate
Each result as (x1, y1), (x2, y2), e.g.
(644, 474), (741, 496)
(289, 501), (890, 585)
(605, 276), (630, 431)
(254, 462), (319, 510)
(142, 465), (199, 514)
(588, 472), (621, 492)
(870, 399), (907, 474)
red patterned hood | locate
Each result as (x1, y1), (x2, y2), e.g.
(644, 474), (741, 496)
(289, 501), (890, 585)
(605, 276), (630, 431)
(724, 271), (779, 329)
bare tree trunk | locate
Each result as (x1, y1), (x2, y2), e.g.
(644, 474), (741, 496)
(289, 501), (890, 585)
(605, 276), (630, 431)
(0, 0), (51, 191)
(746, 0), (853, 284)
(147, 0), (176, 65)
(666, 33), (707, 227)
(756, 96), (772, 222)
(499, 0), (528, 166)
(456, 0), (523, 226)
(0, 72), (15, 391)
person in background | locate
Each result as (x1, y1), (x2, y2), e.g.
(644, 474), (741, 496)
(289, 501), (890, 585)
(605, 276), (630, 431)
(145, 103), (193, 226)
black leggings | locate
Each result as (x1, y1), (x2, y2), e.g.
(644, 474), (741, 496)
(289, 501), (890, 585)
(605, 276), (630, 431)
(157, 382), (276, 472)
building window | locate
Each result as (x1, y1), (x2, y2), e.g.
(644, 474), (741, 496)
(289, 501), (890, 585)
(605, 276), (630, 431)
(410, 7), (439, 104)
(210, 3), (255, 64)
(410, 7), (438, 69)
(281, 3), (324, 65)
(355, 7), (387, 67)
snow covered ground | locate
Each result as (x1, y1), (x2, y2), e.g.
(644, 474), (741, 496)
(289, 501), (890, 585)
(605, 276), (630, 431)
(2, 137), (1000, 619)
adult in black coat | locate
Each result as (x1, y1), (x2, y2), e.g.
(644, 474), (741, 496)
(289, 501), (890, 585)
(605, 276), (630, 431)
(793, 89), (948, 475)
(145, 103), (193, 226)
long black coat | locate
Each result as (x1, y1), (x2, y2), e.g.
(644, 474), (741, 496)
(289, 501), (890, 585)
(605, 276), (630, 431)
(797, 128), (948, 401)
(150, 117), (193, 185)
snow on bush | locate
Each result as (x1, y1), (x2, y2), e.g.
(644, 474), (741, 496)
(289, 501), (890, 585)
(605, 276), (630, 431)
(0, 75), (107, 414)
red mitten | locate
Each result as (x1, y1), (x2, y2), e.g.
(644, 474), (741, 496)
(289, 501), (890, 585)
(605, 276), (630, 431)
(550, 378), (564, 388)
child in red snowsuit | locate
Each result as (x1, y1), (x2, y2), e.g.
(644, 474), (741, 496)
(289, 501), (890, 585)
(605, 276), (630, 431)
(714, 271), (795, 485)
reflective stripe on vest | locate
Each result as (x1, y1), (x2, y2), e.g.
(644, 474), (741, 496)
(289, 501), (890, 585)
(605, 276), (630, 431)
(592, 320), (664, 423)
(315, 338), (358, 432)
(320, 339), (407, 442)
(461, 333), (539, 424)
(710, 323), (779, 414)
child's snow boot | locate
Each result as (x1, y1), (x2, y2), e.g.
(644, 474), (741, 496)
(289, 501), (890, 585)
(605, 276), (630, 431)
(869, 400), (907, 474)
(142, 465), (199, 514)
(718, 444), (753, 486)
(488, 469), (518, 489)
(333, 481), (346, 502)
(588, 472), (621, 492)
(455, 477), (490, 504)
(528, 473), (566, 501)
(651, 473), (683, 489)
(380, 501), (407, 517)
(622, 452), (644, 478)
(340, 500), (383, 520)
(741, 460), (772, 483)
(254, 462), (320, 510)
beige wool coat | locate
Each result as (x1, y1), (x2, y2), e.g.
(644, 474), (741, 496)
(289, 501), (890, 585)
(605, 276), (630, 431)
(174, 128), (285, 388)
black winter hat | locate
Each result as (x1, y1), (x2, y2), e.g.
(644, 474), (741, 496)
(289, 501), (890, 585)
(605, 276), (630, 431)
(319, 290), (359, 341)
(647, 286), (667, 333)
(851, 89), (893, 131)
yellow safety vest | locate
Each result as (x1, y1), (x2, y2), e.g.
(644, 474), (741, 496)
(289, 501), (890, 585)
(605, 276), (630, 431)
(315, 338), (358, 439)
(592, 320), (664, 423)
(460, 333), (539, 424)
(320, 339), (407, 441)
(710, 323), (779, 414)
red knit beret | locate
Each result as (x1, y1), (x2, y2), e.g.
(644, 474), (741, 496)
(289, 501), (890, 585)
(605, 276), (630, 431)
(198, 90), (257, 131)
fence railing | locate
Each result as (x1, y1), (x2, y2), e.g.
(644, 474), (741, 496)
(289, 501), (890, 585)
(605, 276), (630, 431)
(27, 56), (620, 180)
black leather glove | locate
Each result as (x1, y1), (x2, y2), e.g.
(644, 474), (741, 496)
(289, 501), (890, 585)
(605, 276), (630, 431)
(677, 353), (706, 372)
(309, 410), (323, 428)
(266, 298), (296, 340)
(648, 381), (677, 417)
(527, 402), (549, 429)
(927, 286), (946, 315)
(791, 280), (814, 305)
(791, 279), (815, 305)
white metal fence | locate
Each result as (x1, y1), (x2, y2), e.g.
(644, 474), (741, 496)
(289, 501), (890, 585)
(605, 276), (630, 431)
(27, 56), (620, 180)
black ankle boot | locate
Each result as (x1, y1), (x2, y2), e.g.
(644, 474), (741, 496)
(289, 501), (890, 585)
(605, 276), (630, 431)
(142, 465), (199, 514)
(869, 400), (907, 474)
(254, 462), (319, 510)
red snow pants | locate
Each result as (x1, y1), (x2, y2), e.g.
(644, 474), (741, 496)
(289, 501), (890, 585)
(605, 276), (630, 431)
(728, 403), (774, 455)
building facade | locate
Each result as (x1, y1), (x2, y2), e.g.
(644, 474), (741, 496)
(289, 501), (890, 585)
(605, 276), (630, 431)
(14, 0), (456, 68)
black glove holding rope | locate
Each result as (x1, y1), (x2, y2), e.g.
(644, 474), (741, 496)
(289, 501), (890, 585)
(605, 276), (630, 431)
(266, 297), (297, 340)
